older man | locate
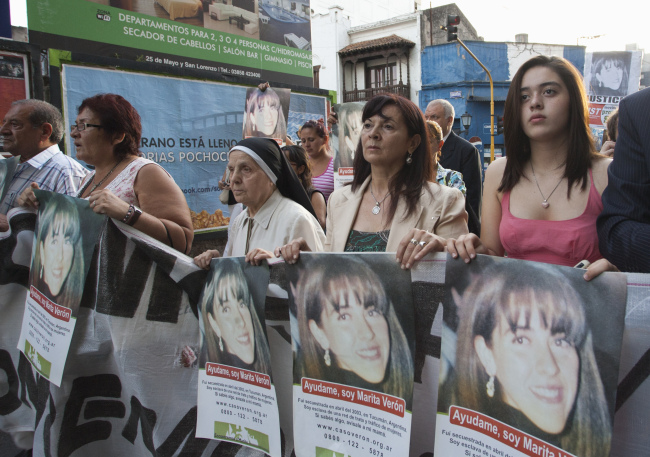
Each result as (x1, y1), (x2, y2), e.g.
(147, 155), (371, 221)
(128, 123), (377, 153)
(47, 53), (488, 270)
(194, 138), (324, 267)
(0, 99), (88, 230)
(425, 99), (482, 229)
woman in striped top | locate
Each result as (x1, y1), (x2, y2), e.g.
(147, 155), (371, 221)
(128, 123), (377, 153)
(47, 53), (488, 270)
(299, 119), (335, 201)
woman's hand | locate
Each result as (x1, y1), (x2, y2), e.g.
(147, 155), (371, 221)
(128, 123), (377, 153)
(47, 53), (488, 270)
(447, 233), (489, 263)
(583, 258), (619, 281)
(396, 229), (447, 269)
(193, 249), (220, 269)
(600, 140), (616, 157)
(16, 182), (40, 209)
(88, 189), (130, 219)
(274, 237), (310, 264)
(245, 248), (274, 266)
(327, 110), (338, 126)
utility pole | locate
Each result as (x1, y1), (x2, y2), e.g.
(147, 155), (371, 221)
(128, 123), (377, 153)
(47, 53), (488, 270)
(442, 16), (496, 161)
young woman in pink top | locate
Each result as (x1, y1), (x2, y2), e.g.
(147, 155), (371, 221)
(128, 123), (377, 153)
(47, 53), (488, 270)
(448, 55), (617, 280)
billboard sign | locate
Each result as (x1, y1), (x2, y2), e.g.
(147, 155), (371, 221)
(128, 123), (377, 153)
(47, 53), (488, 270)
(27, 0), (313, 86)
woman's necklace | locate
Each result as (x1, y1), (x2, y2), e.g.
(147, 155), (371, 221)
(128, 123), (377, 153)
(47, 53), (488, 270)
(530, 161), (564, 209)
(88, 158), (124, 194)
(369, 181), (391, 215)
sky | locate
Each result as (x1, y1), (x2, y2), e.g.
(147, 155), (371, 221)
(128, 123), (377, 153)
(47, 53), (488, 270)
(9, 0), (650, 54)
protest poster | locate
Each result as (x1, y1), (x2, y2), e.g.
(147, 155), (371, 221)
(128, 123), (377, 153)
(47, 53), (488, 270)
(584, 51), (642, 130)
(242, 86), (291, 145)
(0, 156), (18, 202)
(16, 191), (105, 387)
(435, 254), (627, 457)
(288, 253), (415, 457)
(331, 102), (364, 189)
(196, 257), (281, 456)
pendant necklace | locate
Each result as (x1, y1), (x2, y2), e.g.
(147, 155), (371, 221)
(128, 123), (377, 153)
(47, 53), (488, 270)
(369, 181), (391, 215)
(530, 161), (564, 209)
(87, 158), (124, 195)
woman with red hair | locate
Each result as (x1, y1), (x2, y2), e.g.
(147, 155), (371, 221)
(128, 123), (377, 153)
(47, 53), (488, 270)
(22, 93), (193, 253)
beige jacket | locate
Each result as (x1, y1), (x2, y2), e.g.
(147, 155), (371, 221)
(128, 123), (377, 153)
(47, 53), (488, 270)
(324, 176), (468, 252)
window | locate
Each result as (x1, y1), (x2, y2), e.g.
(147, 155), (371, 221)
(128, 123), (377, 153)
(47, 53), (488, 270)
(313, 65), (321, 88)
(366, 63), (397, 88)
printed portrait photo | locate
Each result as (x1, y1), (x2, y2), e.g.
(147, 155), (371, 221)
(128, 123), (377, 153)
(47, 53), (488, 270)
(587, 52), (632, 97)
(288, 253), (415, 409)
(199, 257), (273, 376)
(438, 255), (627, 457)
(242, 86), (291, 144)
(332, 102), (364, 170)
(29, 191), (105, 316)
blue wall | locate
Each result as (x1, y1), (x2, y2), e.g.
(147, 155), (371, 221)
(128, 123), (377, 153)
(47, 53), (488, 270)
(419, 41), (585, 164)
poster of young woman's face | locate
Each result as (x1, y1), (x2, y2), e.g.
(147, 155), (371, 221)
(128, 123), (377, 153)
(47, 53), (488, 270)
(288, 253), (415, 407)
(587, 51), (633, 97)
(438, 255), (627, 457)
(199, 257), (272, 375)
(29, 191), (105, 315)
(242, 87), (291, 144)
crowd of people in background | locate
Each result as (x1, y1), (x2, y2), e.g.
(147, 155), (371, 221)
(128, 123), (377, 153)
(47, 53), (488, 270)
(2, 54), (649, 273)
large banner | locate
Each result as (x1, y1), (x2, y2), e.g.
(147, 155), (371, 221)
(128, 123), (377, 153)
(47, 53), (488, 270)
(26, 0), (313, 86)
(61, 64), (328, 231)
(0, 206), (649, 456)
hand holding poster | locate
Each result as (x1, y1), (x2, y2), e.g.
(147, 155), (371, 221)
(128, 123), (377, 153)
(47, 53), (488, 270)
(17, 191), (105, 386)
(435, 255), (627, 457)
(196, 257), (281, 456)
(289, 253), (415, 457)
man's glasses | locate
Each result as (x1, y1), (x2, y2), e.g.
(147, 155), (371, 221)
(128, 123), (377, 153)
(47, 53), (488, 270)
(70, 123), (103, 133)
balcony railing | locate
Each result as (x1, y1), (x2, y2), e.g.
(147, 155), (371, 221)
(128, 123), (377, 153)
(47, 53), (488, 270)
(343, 83), (410, 102)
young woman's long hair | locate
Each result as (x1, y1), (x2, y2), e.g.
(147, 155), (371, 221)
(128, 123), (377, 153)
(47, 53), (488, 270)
(30, 194), (85, 310)
(351, 94), (433, 223)
(454, 261), (611, 457)
(499, 56), (600, 198)
(293, 256), (413, 405)
(243, 87), (287, 139)
(200, 259), (272, 375)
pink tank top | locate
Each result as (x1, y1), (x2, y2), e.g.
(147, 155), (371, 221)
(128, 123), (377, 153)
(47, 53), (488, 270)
(499, 169), (603, 267)
(312, 157), (334, 202)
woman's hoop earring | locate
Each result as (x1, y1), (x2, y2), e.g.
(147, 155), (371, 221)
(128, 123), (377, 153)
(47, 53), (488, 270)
(324, 349), (331, 367)
(218, 336), (224, 352)
(486, 375), (495, 398)
(406, 153), (413, 164)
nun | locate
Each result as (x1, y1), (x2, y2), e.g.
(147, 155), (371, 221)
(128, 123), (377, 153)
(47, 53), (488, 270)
(194, 138), (325, 267)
